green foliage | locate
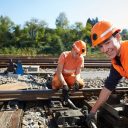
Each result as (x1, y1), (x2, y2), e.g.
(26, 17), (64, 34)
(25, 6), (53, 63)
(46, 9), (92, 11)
(43, 34), (64, 55)
(0, 47), (37, 56)
(121, 29), (128, 40)
(0, 14), (109, 58)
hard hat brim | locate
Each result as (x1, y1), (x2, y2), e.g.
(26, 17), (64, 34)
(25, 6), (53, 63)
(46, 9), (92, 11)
(92, 28), (121, 47)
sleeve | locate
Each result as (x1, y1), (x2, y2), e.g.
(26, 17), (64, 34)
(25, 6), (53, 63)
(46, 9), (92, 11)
(58, 52), (65, 65)
(104, 65), (122, 91)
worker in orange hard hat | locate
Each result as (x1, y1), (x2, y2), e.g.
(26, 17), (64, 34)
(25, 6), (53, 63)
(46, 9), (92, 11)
(51, 40), (86, 103)
(86, 20), (128, 126)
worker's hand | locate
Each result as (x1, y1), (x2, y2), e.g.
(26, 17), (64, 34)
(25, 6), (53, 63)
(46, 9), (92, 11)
(63, 85), (69, 91)
(86, 112), (97, 128)
(73, 81), (79, 91)
(62, 85), (69, 104)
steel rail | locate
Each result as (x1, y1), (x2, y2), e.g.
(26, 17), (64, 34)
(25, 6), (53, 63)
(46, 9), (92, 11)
(0, 87), (128, 101)
(0, 57), (111, 68)
(0, 62), (111, 68)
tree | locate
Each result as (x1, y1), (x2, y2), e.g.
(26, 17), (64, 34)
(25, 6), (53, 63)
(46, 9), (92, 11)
(71, 22), (84, 31)
(23, 18), (48, 47)
(43, 34), (64, 55)
(121, 29), (128, 40)
(55, 12), (69, 29)
(87, 17), (98, 26)
(0, 15), (15, 47)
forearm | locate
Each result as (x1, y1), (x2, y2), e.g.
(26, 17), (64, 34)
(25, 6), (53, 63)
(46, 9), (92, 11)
(90, 87), (112, 113)
(56, 63), (67, 86)
(75, 74), (80, 81)
(57, 72), (67, 85)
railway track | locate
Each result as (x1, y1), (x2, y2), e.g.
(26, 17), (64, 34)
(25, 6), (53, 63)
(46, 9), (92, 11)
(0, 87), (128, 101)
(0, 56), (128, 128)
(0, 76), (128, 128)
(0, 87), (128, 128)
(0, 56), (111, 68)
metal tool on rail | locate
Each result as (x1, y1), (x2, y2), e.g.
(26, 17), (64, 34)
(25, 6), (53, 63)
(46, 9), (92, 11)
(81, 105), (97, 128)
(62, 85), (78, 109)
(51, 99), (98, 128)
(85, 114), (97, 128)
(62, 84), (98, 128)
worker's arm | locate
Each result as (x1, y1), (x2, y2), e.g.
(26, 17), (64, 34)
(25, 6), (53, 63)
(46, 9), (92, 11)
(86, 87), (112, 126)
(90, 87), (112, 113)
(72, 67), (82, 91)
(56, 63), (67, 86)
(91, 65), (122, 113)
(57, 63), (69, 104)
(75, 66), (81, 81)
(75, 56), (84, 81)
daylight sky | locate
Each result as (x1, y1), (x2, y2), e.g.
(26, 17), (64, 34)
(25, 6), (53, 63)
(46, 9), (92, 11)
(0, 0), (128, 30)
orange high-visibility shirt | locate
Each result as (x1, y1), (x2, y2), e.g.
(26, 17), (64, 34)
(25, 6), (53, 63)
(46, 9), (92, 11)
(112, 41), (128, 78)
(58, 51), (84, 75)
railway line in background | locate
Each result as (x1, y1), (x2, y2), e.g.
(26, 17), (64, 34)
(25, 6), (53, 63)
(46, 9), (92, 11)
(0, 56), (111, 68)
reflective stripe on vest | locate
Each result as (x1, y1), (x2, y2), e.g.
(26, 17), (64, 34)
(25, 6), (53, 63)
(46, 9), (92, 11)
(63, 69), (75, 74)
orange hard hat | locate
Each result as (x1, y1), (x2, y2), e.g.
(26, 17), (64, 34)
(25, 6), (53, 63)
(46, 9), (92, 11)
(72, 40), (86, 56)
(91, 21), (121, 47)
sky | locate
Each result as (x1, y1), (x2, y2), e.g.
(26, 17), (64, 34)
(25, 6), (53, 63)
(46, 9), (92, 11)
(0, 0), (128, 30)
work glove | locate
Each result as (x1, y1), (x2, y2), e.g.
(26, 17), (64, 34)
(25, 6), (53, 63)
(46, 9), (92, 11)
(62, 85), (69, 105)
(73, 81), (79, 91)
(63, 85), (69, 92)
(86, 112), (97, 128)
